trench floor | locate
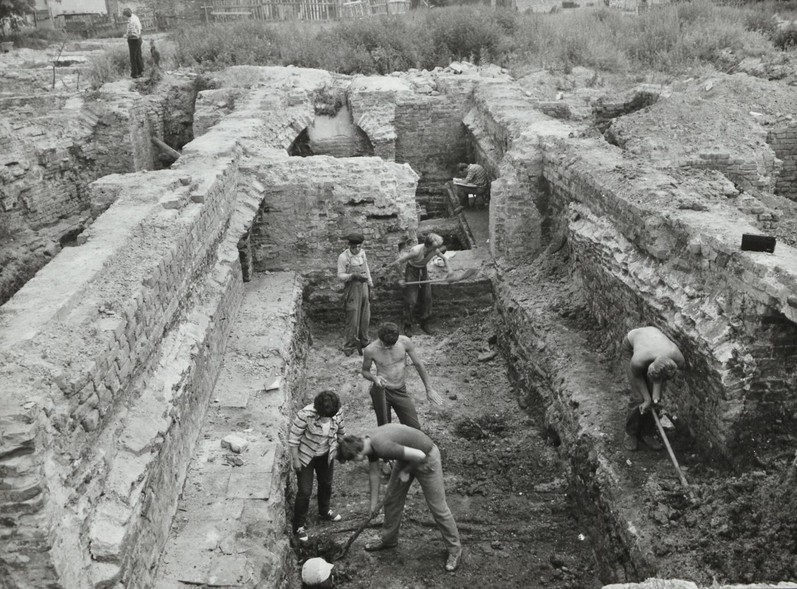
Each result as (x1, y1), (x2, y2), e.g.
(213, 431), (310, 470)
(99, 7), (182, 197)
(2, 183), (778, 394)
(294, 315), (602, 589)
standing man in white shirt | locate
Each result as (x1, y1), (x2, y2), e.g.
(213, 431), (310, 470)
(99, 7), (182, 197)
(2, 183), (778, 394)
(337, 232), (373, 356)
(122, 8), (144, 79)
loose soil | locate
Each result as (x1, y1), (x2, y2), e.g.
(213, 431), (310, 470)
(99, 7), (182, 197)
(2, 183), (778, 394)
(294, 315), (602, 589)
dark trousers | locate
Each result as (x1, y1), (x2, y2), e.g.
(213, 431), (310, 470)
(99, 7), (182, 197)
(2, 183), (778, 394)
(625, 403), (657, 439)
(403, 265), (432, 327)
(127, 38), (144, 77)
(454, 183), (489, 208)
(369, 383), (421, 430)
(343, 281), (370, 353)
(293, 454), (334, 531)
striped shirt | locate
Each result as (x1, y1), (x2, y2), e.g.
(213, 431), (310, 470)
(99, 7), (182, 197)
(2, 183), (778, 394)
(288, 404), (345, 466)
(463, 163), (489, 188)
(126, 14), (142, 39)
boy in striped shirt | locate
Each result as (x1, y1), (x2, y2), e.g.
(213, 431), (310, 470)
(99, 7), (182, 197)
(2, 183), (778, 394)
(289, 390), (345, 542)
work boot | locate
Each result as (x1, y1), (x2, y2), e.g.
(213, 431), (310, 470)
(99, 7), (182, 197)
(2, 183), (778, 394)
(403, 323), (413, 337)
(640, 434), (663, 451)
(445, 550), (462, 572)
(419, 320), (436, 336)
(295, 526), (309, 543)
(623, 434), (639, 451)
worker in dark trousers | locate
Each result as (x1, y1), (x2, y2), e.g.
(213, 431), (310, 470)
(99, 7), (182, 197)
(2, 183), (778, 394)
(122, 8), (144, 79)
(622, 326), (685, 451)
(337, 232), (373, 356)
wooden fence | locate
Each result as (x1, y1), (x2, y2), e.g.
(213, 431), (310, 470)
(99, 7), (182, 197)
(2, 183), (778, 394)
(202, 0), (410, 21)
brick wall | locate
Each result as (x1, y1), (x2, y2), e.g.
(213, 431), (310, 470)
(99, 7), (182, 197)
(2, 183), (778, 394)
(767, 121), (797, 202)
(540, 140), (797, 460)
(0, 116), (247, 586)
(0, 89), (174, 306)
(394, 90), (471, 218)
(246, 156), (420, 318)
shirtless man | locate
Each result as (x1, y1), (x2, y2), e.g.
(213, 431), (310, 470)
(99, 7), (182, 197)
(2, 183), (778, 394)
(337, 424), (462, 572)
(622, 326), (685, 451)
(386, 233), (449, 336)
(361, 322), (443, 430)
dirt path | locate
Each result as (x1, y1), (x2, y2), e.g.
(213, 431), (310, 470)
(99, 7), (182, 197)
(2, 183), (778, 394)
(293, 313), (602, 589)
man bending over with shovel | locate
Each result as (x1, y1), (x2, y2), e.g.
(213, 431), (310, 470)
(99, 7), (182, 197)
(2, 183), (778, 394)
(622, 326), (685, 451)
(362, 322), (443, 431)
(385, 233), (448, 336)
(337, 424), (462, 572)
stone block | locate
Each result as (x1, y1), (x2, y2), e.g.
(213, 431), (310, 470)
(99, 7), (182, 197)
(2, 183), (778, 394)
(221, 435), (248, 454)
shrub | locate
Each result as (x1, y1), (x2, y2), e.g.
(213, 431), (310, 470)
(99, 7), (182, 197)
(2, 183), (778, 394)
(86, 45), (129, 88)
(773, 23), (797, 49)
(4, 26), (71, 49)
(168, 2), (778, 76)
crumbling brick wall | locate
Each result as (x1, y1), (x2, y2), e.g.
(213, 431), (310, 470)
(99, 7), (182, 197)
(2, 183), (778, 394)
(246, 155), (420, 322)
(767, 121), (797, 202)
(0, 120), (246, 587)
(540, 139), (797, 461)
(394, 91), (470, 219)
(0, 90), (174, 306)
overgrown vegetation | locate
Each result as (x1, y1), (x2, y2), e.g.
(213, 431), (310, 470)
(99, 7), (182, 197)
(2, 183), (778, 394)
(168, 2), (794, 75)
(86, 45), (130, 88)
(85, 0), (797, 87)
(2, 26), (71, 49)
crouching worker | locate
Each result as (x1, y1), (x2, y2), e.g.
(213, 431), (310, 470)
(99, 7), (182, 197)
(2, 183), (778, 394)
(290, 390), (345, 543)
(337, 424), (462, 572)
(622, 326), (685, 451)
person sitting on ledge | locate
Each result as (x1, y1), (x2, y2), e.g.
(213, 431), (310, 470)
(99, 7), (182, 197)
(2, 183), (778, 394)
(453, 162), (490, 209)
(622, 326), (685, 451)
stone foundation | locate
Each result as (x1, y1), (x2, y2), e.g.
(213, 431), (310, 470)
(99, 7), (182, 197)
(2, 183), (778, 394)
(3, 64), (796, 588)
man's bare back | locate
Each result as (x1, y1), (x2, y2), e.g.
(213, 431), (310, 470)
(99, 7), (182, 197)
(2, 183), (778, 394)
(624, 326), (685, 373)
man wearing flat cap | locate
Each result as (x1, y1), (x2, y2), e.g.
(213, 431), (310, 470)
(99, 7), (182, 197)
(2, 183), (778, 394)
(337, 233), (373, 356)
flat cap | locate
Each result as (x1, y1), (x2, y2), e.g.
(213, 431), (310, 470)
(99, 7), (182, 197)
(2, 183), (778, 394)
(345, 232), (364, 244)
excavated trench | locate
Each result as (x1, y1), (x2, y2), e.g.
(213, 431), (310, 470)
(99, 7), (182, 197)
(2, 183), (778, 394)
(287, 310), (606, 589)
(3, 64), (796, 589)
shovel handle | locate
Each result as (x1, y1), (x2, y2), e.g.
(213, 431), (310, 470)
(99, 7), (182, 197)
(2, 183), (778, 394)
(401, 278), (447, 286)
(334, 498), (387, 561)
(652, 409), (695, 498)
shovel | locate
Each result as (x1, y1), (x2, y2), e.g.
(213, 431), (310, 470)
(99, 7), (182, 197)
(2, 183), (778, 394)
(399, 268), (481, 287)
(332, 498), (386, 561)
(652, 408), (696, 500)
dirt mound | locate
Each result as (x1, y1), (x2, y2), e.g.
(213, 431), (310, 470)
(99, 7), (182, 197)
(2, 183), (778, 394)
(606, 73), (797, 171)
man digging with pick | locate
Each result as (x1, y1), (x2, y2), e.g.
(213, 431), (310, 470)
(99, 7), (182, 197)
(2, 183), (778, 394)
(622, 326), (685, 451)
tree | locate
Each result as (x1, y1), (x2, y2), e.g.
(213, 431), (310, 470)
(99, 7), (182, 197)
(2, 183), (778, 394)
(0, 0), (31, 18)
(0, 0), (33, 20)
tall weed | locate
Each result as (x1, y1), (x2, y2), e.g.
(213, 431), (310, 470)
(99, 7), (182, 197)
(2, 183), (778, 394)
(156, 2), (784, 77)
(86, 45), (129, 88)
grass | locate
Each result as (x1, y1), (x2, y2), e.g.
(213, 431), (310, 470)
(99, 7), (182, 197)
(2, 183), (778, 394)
(2, 26), (72, 49)
(86, 0), (796, 86)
